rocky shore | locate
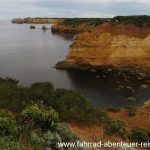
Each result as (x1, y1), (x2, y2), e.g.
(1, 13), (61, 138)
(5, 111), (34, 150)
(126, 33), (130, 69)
(56, 62), (150, 102)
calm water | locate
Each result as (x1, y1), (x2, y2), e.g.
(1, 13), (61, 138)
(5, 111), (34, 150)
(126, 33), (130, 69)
(0, 21), (149, 107)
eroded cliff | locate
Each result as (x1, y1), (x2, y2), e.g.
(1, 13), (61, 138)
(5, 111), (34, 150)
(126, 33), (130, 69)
(56, 32), (150, 69)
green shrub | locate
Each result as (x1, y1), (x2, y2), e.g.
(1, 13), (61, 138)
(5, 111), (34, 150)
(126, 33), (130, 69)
(125, 107), (137, 117)
(30, 82), (53, 91)
(105, 120), (128, 139)
(0, 77), (19, 85)
(0, 112), (21, 137)
(29, 131), (45, 150)
(53, 88), (92, 121)
(21, 104), (59, 130)
(99, 111), (111, 125)
(56, 123), (79, 142)
(44, 131), (62, 150)
(130, 128), (150, 143)
(0, 136), (19, 150)
(112, 15), (150, 27)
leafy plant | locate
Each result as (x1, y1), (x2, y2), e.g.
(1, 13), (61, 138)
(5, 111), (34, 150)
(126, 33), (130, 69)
(0, 136), (19, 150)
(21, 104), (59, 130)
(105, 120), (128, 139)
(0, 112), (21, 137)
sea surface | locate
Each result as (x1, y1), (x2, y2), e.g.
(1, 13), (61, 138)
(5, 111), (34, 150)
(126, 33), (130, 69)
(0, 21), (150, 107)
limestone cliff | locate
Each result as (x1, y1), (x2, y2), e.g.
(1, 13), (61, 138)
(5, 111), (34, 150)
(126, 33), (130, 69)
(12, 17), (64, 24)
(56, 32), (150, 69)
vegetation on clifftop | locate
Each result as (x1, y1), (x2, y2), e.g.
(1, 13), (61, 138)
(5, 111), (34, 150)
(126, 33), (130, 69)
(60, 15), (150, 27)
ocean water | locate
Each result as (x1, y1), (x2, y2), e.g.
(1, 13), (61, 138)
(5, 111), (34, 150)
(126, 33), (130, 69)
(0, 21), (149, 107)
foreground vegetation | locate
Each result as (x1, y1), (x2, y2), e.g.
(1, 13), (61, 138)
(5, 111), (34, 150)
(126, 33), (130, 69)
(0, 77), (149, 149)
(60, 15), (150, 27)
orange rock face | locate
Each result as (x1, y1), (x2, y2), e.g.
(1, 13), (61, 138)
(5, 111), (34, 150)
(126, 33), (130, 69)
(65, 32), (150, 67)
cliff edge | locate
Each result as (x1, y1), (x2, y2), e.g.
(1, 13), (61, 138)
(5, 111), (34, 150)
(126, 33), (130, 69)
(56, 32), (150, 69)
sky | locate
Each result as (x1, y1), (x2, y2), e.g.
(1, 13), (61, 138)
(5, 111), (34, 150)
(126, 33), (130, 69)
(0, 0), (150, 19)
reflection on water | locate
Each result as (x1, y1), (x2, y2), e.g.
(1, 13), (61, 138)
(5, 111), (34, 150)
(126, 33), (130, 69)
(65, 70), (150, 107)
(0, 21), (149, 107)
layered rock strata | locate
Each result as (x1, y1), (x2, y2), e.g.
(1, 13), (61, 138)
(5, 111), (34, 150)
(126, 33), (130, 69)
(56, 32), (150, 69)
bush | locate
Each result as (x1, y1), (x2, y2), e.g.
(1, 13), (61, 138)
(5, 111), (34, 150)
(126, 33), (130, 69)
(105, 120), (128, 139)
(112, 15), (150, 27)
(21, 104), (59, 130)
(0, 78), (112, 124)
(53, 88), (92, 121)
(0, 136), (19, 150)
(130, 128), (150, 143)
(30, 82), (54, 91)
(29, 131), (45, 150)
(56, 123), (79, 142)
(0, 77), (19, 85)
(125, 107), (137, 117)
(0, 112), (21, 137)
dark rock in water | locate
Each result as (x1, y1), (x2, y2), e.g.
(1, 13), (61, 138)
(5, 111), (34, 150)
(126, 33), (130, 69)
(30, 25), (36, 29)
(126, 86), (133, 90)
(42, 25), (47, 30)
(145, 80), (150, 83)
(117, 85), (124, 89)
(55, 61), (92, 70)
(141, 84), (148, 89)
(128, 97), (136, 101)
(90, 69), (96, 72)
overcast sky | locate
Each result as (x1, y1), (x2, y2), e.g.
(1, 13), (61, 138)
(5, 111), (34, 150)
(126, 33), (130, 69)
(0, 0), (150, 19)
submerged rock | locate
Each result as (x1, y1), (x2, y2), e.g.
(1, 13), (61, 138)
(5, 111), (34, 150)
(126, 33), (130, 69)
(42, 25), (47, 30)
(128, 97), (136, 101)
(30, 25), (36, 29)
(141, 84), (148, 89)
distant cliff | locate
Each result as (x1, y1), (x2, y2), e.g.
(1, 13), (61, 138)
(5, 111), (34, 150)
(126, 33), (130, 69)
(12, 17), (64, 24)
(52, 16), (150, 34)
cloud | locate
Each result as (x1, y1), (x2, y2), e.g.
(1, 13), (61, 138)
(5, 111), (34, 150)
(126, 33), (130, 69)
(0, 0), (149, 19)
(78, 12), (114, 18)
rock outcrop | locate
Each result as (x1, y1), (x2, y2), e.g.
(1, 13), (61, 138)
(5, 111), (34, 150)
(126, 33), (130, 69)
(56, 32), (150, 69)
(12, 17), (64, 24)
(51, 23), (94, 33)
